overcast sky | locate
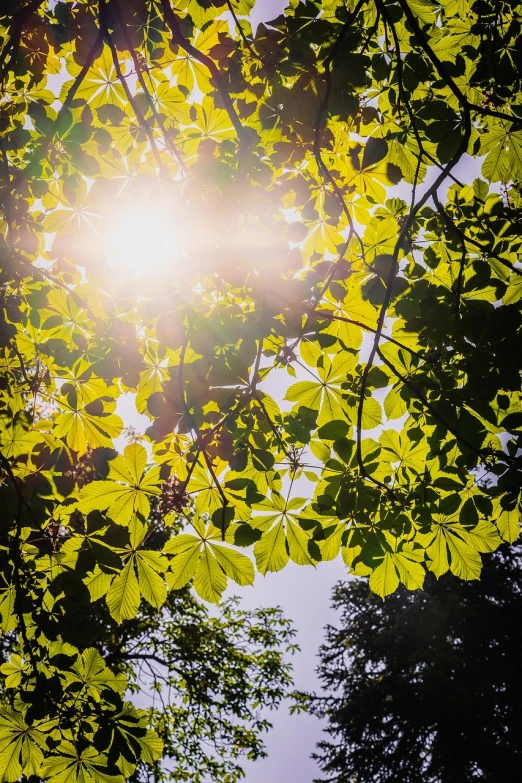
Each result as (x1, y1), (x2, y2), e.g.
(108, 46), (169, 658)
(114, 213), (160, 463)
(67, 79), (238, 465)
(250, 0), (289, 30)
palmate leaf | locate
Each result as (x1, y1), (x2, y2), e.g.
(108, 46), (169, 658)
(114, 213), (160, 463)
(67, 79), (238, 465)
(379, 429), (429, 475)
(169, 22), (229, 94)
(63, 649), (127, 699)
(65, 47), (127, 109)
(425, 523), (491, 581)
(284, 352), (361, 428)
(58, 362), (118, 407)
(41, 289), (90, 342)
(368, 546), (426, 599)
(147, 76), (192, 125)
(164, 517), (255, 603)
(0, 711), (51, 783)
(78, 444), (161, 525)
(0, 655), (28, 689)
(105, 519), (168, 622)
(251, 494), (315, 574)
(109, 704), (163, 767)
(53, 405), (123, 456)
(40, 742), (123, 783)
(0, 421), (42, 459)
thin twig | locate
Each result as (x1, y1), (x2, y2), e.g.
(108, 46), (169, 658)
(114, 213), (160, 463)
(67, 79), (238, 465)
(0, 0), (46, 84)
(433, 192), (522, 278)
(355, 94), (472, 487)
(111, 0), (187, 177)
(226, 0), (263, 62)
(377, 348), (495, 463)
(160, 0), (249, 151)
(314, 309), (423, 358)
(24, 32), (104, 178)
(99, 0), (169, 178)
(178, 335), (229, 539)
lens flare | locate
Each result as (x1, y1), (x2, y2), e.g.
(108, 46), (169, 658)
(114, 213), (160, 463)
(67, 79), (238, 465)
(105, 202), (183, 276)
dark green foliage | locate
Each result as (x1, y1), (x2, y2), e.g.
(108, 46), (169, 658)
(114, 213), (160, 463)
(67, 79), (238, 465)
(310, 547), (522, 782)
(0, 572), (296, 783)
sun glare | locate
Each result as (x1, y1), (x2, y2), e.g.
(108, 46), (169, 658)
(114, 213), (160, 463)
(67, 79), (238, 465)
(105, 203), (183, 276)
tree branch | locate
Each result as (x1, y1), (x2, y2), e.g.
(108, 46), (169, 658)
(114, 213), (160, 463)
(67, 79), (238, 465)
(0, 454), (40, 681)
(0, 0), (46, 84)
(396, 0), (520, 127)
(355, 73), (472, 486)
(376, 347), (495, 464)
(99, 0), (168, 178)
(24, 31), (104, 178)
(112, 0), (187, 177)
(314, 309), (422, 358)
(160, 0), (249, 150)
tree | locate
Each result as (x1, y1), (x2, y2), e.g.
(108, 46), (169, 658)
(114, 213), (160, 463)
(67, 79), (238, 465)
(310, 545), (522, 783)
(0, 598), (295, 783)
(0, 497), (297, 783)
(0, 0), (521, 778)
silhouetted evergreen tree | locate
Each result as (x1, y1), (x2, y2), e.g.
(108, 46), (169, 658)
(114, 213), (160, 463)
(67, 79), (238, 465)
(311, 546), (522, 783)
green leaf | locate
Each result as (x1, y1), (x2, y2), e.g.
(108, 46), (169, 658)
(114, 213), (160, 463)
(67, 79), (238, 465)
(317, 420), (350, 440)
(164, 535), (202, 590)
(164, 520), (253, 602)
(284, 381), (322, 409)
(64, 648), (127, 696)
(41, 742), (123, 783)
(446, 532), (482, 581)
(136, 555), (167, 609)
(496, 507), (520, 544)
(193, 546), (228, 603)
(369, 553), (399, 599)
(78, 444), (161, 525)
(254, 521), (289, 574)
(53, 406), (123, 455)
(210, 544), (255, 586)
(106, 561), (140, 623)
(391, 552), (425, 591)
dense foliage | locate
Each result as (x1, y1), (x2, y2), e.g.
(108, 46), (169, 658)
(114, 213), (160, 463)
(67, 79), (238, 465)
(1, 0), (521, 778)
(0, 573), (295, 783)
(310, 547), (522, 782)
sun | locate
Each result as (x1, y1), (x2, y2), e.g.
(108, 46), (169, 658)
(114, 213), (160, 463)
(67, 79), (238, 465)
(104, 201), (184, 276)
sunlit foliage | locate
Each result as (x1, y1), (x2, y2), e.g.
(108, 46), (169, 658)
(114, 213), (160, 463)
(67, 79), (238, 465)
(0, 0), (521, 779)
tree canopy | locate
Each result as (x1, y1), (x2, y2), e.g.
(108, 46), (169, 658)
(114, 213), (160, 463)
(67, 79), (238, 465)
(310, 546), (522, 782)
(0, 0), (521, 779)
(0, 565), (296, 783)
